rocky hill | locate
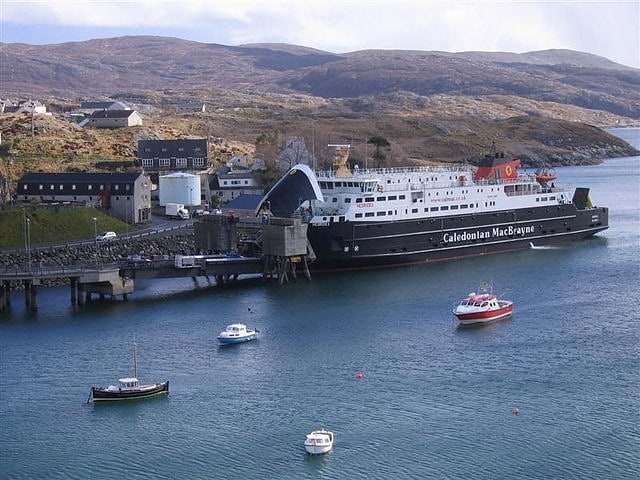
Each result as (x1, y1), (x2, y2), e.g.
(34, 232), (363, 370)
(0, 36), (639, 185)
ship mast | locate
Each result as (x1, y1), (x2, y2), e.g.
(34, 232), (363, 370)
(328, 144), (352, 178)
(133, 339), (138, 379)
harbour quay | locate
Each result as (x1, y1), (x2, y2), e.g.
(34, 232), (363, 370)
(0, 214), (311, 312)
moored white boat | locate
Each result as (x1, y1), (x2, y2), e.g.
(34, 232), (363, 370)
(453, 283), (513, 325)
(217, 323), (258, 345)
(304, 429), (334, 454)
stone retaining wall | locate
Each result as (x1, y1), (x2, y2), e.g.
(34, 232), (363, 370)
(0, 233), (197, 288)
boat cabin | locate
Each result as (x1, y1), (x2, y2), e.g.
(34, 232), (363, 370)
(118, 377), (140, 389)
(223, 324), (247, 337)
(459, 294), (498, 309)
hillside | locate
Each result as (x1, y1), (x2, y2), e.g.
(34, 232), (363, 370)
(0, 36), (639, 185)
(2, 37), (638, 118)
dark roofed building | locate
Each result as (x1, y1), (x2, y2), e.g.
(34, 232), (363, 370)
(17, 172), (151, 224)
(222, 194), (264, 217)
(137, 139), (208, 172)
(87, 110), (142, 128)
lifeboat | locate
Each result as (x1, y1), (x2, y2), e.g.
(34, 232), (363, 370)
(535, 168), (557, 184)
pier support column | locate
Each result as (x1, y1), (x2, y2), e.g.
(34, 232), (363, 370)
(70, 278), (77, 305)
(0, 282), (10, 312)
(29, 281), (38, 311)
(23, 280), (31, 307)
(77, 284), (87, 306)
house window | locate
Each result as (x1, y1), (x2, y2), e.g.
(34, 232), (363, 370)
(125, 184), (130, 191)
(23, 185), (27, 190)
(142, 159), (153, 168)
(176, 158), (187, 168)
(72, 185), (76, 190)
(50, 185), (54, 190)
(114, 185), (119, 191)
(88, 185), (92, 190)
(59, 184), (63, 190)
(193, 158), (205, 167)
(159, 159), (170, 168)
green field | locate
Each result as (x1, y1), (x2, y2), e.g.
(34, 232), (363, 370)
(0, 206), (128, 249)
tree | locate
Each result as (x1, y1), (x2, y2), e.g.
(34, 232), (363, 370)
(368, 136), (390, 168)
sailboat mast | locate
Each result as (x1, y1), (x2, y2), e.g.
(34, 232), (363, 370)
(133, 340), (138, 379)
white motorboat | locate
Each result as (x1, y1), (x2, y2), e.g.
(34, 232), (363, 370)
(217, 323), (258, 345)
(304, 429), (334, 455)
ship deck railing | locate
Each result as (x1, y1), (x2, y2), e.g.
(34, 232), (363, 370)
(316, 165), (470, 178)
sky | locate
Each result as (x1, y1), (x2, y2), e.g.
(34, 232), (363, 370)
(1, 0), (639, 69)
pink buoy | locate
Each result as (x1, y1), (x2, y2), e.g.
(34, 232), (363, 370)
(513, 407), (520, 415)
(356, 373), (364, 379)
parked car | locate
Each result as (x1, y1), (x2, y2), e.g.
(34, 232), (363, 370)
(126, 254), (152, 265)
(95, 231), (117, 242)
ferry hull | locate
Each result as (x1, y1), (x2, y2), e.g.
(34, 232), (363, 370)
(307, 204), (608, 271)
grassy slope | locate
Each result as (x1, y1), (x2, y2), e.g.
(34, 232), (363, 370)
(0, 207), (128, 248)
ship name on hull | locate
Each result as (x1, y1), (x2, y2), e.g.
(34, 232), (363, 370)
(443, 225), (535, 244)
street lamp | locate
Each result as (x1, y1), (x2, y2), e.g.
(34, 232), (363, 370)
(92, 217), (98, 266)
(26, 217), (31, 271)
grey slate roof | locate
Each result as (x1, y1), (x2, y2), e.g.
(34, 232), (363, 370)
(89, 110), (137, 119)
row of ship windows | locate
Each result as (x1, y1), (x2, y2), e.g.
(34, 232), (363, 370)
(344, 196), (555, 219)
(140, 158), (206, 167)
(333, 194), (557, 206)
(320, 179), (482, 189)
(333, 189), (503, 204)
(351, 202), (499, 218)
(25, 184), (132, 191)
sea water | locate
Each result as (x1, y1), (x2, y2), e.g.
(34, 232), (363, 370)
(0, 129), (638, 479)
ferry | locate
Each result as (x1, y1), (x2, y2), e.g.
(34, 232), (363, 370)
(258, 145), (609, 271)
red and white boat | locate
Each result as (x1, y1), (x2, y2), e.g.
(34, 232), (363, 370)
(453, 284), (513, 325)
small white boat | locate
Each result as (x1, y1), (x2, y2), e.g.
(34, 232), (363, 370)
(453, 282), (513, 325)
(304, 429), (334, 455)
(217, 323), (258, 345)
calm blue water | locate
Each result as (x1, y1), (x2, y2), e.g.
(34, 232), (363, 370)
(1, 130), (639, 479)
